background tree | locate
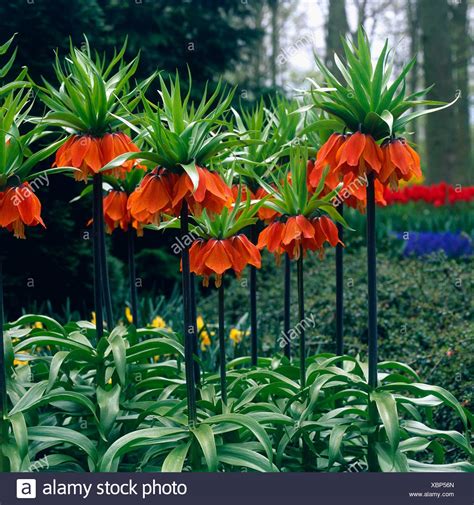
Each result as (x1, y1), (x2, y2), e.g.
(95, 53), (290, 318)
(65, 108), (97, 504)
(450, 0), (472, 181)
(418, 0), (459, 183)
(325, 0), (349, 77)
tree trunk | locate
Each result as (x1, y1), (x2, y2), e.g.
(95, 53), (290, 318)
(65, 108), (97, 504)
(325, 0), (350, 79)
(269, 0), (279, 89)
(418, 0), (458, 183)
(451, 0), (472, 183)
(253, 2), (264, 92)
(407, 0), (419, 144)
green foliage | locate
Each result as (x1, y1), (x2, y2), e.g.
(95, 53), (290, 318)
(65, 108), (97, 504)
(231, 98), (301, 188)
(0, 34), (29, 96)
(104, 72), (237, 184)
(37, 38), (154, 137)
(198, 246), (473, 444)
(256, 145), (346, 225)
(309, 28), (459, 139)
(2, 317), (471, 472)
(190, 189), (266, 240)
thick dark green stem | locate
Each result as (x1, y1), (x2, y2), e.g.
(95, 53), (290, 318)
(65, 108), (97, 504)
(180, 201), (197, 425)
(0, 258), (9, 472)
(190, 273), (200, 385)
(283, 252), (291, 359)
(335, 203), (344, 355)
(97, 175), (114, 329)
(297, 254), (305, 389)
(366, 173), (379, 472)
(218, 281), (227, 405)
(92, 175), (104, 340)
(367, 175), (378, 385)
(127, 229), (139, 327)
(249, 224), (258, 365)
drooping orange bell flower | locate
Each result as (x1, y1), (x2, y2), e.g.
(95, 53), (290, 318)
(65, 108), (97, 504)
(189, 234), (261, 287)
(334, 131), (383, 177)
(308, 158), (340, 193)
(127, 168), (175, 235)
(379, 138), (422, 189)
(256, 221), (286, 257)
(54, 132), (141, 182)
(258, 215), (343, 260)
(310, 133), (387, 210)
(100, 132), (142, 178)
(171, 166), (233, 216)
(0, 183), (45, 239)
(331, 172), (387, 212)
(103, 190), (131, 233)
(310, 133), (346, 184)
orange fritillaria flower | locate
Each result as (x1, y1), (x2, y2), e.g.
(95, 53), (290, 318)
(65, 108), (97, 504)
(101, 132), (142, 178)
(103, 190), (131, 233)
(310, 133), (387, 210)
(189, 234), (261, 287)
(257, 215), (343, 261)
(379, 138), (422, 189)
(307, 158), (339, 195)
(171, 166), (233, 216)
(127, 168), (174, 235)
(54, 132), (141, 182)
(334, 131), (383, 178)
(0, 183), (45, 239)
(337, 172), (387, 212)
(310, 133), (346, 185)
(256, 221), (286, 258)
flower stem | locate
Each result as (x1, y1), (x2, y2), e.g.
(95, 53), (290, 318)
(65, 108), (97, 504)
(92, 175), (104, 340)
(249, 223), (258, 366)
(297, 254), (305, 389)
(0, 257), (10, 472)
(218, 280), (227, 405)
(283, 252), (291, 360)
(127, 229), (139, 327)
(97, 174), (114, 329)
(180, 201), (197, 425)
(190, 273), (200, 385)
(367, 174), (378, 386)
(366, 172), (379, 472)
(336, 203), (344, 355)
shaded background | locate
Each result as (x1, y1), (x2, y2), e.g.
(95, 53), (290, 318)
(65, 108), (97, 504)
(0, 0), (471, 319)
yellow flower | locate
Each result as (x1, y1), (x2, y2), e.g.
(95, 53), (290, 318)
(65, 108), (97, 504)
(33, 321), (43, 329)
(125, 306), (133, 324)
(200, 332), (211, 351)
(229, 328), (244, 345)
(13, 351), (28, 367)
(151, 316), (166, 328)
(196, 316), (211, 350)
(91, 311), (96, 325)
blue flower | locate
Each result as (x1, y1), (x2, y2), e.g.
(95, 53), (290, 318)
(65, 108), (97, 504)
(393, 231), (473, 258)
